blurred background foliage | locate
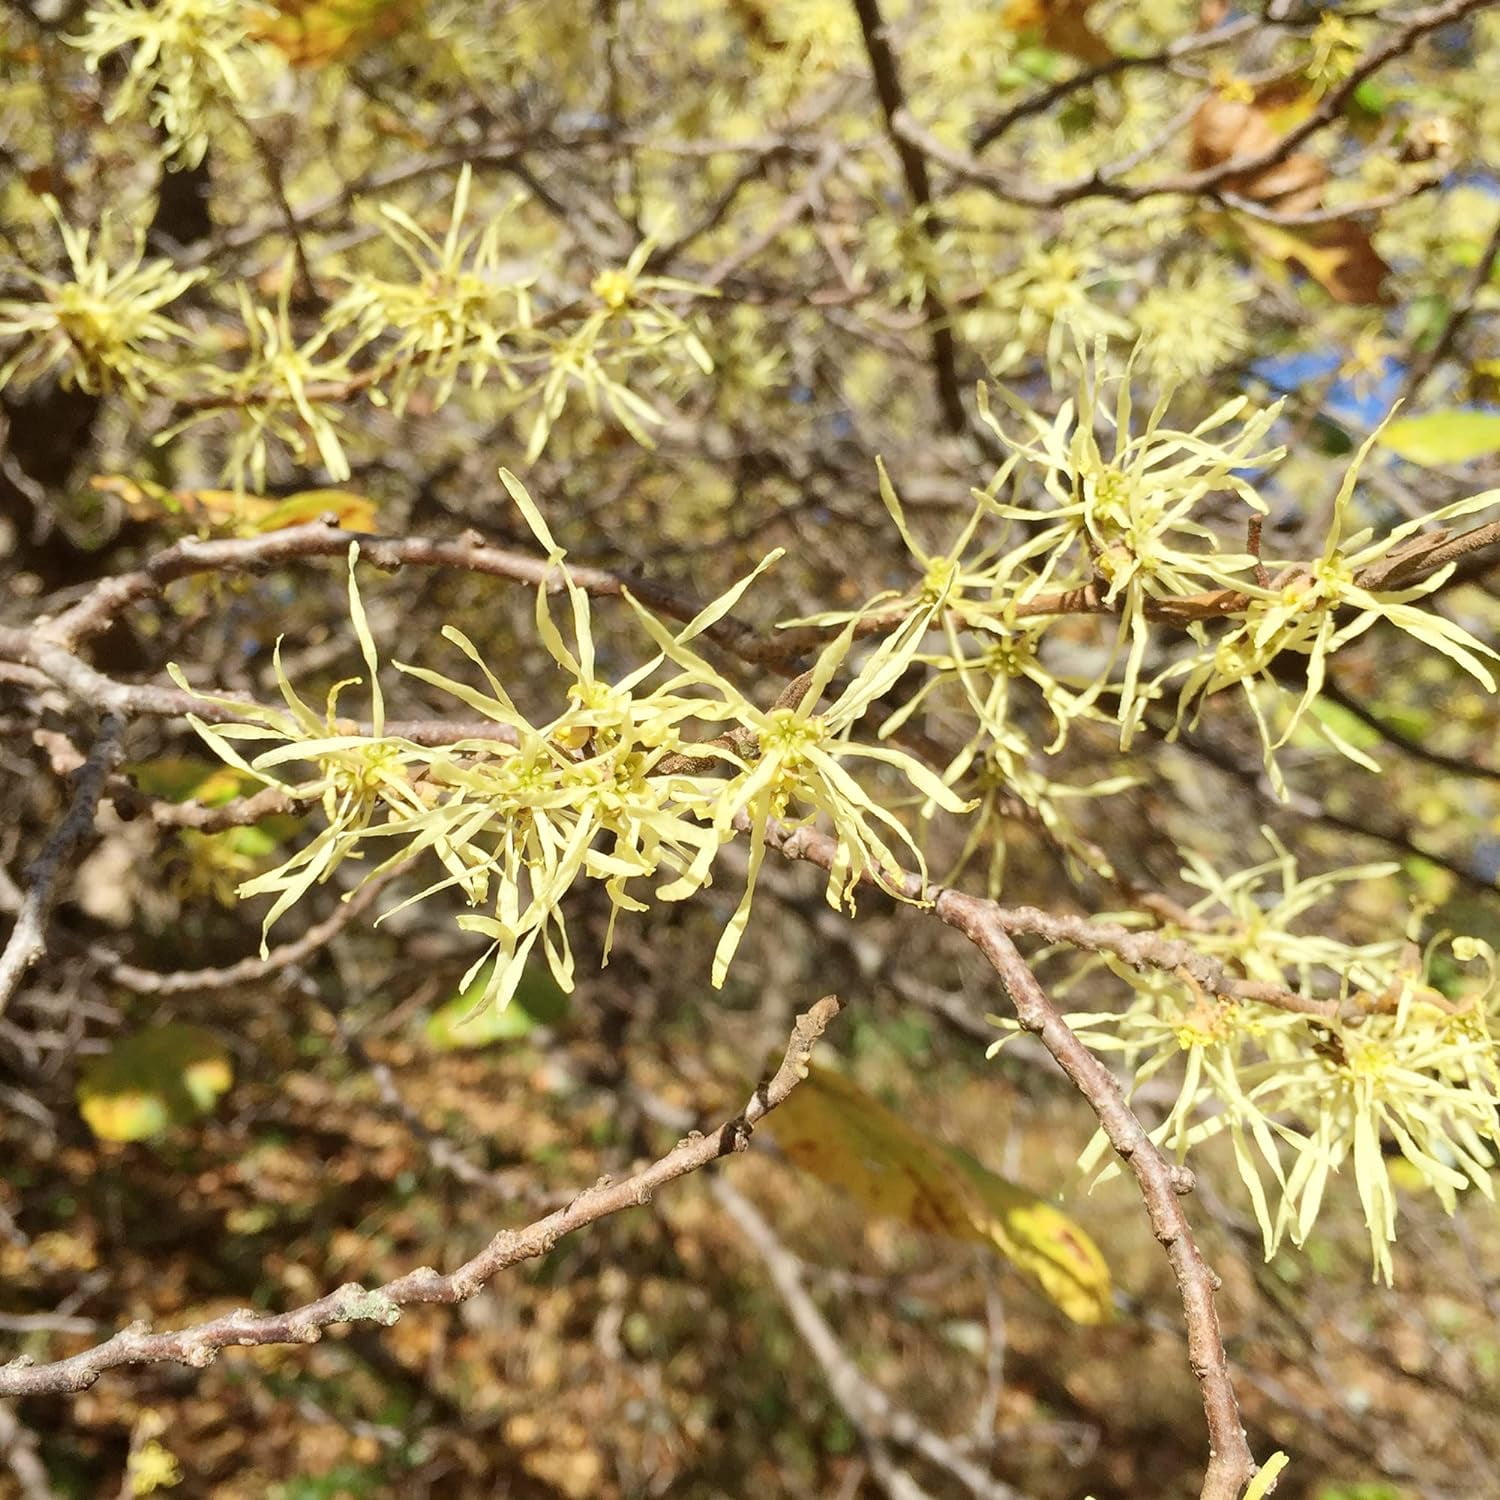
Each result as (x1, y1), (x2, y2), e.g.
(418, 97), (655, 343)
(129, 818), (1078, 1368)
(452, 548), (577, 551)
(2, 0), (1500, 1496)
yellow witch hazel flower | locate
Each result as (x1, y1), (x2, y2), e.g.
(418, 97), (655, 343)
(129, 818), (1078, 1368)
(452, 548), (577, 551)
(788, 457), (1021, 633)
(326, 165), (537, 415)
(998, 836), (1500, 1282)
(1160, 426), (1500, 795)
(0, 198), (202, 401)
(169, 542), (442, 948)
(1174, 832), (1405, 988)
(979, 341), (1285, 745)
(972, 241), (1132, 380)
(1270, 975), (1500, 1285)
(385, 472), (772, 1010)
(884, 458), (1022, 617)
(787, 458), (1104, 751)
(1303, 10), (1367, 96)
(626, 575), (974, 986)
(942, 721), (1135, 897)
(854, 205), (955, 314)
(167, 267), (358, 488)
(525, 235), (715, 462)
(175, 472), (966, 1012)
(70, 0), (277, 166)
(1131, 258), (1251, 386)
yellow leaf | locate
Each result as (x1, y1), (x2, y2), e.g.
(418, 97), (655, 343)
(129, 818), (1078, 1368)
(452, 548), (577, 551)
(90, 475), (378, 534)
(946, 1145), (1114, 1324)
(252, 488), (379, 533)
(91, 474), (268, 528)
(249, 0), (418, 66)
(768, 1063), (976, 1236)
(766, 1064), (1113, 1322)
(77, 1024), (233, 1143)
(1377, 409), (1500, 467)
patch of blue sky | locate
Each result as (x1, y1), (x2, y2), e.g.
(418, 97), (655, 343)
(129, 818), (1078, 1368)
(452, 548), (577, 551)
(1251, 350), (1406, 431)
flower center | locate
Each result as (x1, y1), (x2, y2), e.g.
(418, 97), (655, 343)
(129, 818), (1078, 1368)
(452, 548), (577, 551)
(591, 268), (635, 310)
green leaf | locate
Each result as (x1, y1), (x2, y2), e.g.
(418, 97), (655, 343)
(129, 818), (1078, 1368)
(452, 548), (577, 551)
(1377, 409), (1500, 467)
(77, 1024), (233, 1142)
(1405, 292), (1451, 349)
(220, 816), (302, 858)
(423, 960), (571, 1050)
(999, 45), (1067, 87)
(127, 756), (258, 806)
(511, 964), (571, 1026)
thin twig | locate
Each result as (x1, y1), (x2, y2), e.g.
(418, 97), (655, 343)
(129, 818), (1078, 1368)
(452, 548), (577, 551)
(904, 0), (1494, 213)
(850, 0), (968, 434)
(713, 1178), (1027, 1500)
(95, 871), (394, 996)
(969, 15), (1260, 152)
(1400, 207), (1500, 402)
(0, 994), (843, 1396)
(0, 713), (126, 1016)
(18, 506), (1497, 683)
(1322, 677), (1500, 783)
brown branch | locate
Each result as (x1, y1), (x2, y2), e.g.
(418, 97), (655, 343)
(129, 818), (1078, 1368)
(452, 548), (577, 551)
(0, 993), (844, 1396)
(974, 902), (1333, 1020)
(37, 520), (799, 665)
(239, 110), (319, 305)
(0, 619), (536, 740)
(1355, 518), (1500, 592)
(95, 870), (395, 996)
(850, 0), (969, 434)
(1322, 676), (1500, 783)
(701, 143), (845, 288)
(1009, 515), (1500, 626)
(935, 924), (1251, 1500)
(1217, 174), (1443, 228)
(0, 712), (126, 1017)
(0, 627), (215, 720)
(141, 782), (300, 831)
(969, 14), (1260, 152)
(19, 508), (1495, 709)
(754, 821), (1257, 1500)
(902, 0), (1496, 213)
